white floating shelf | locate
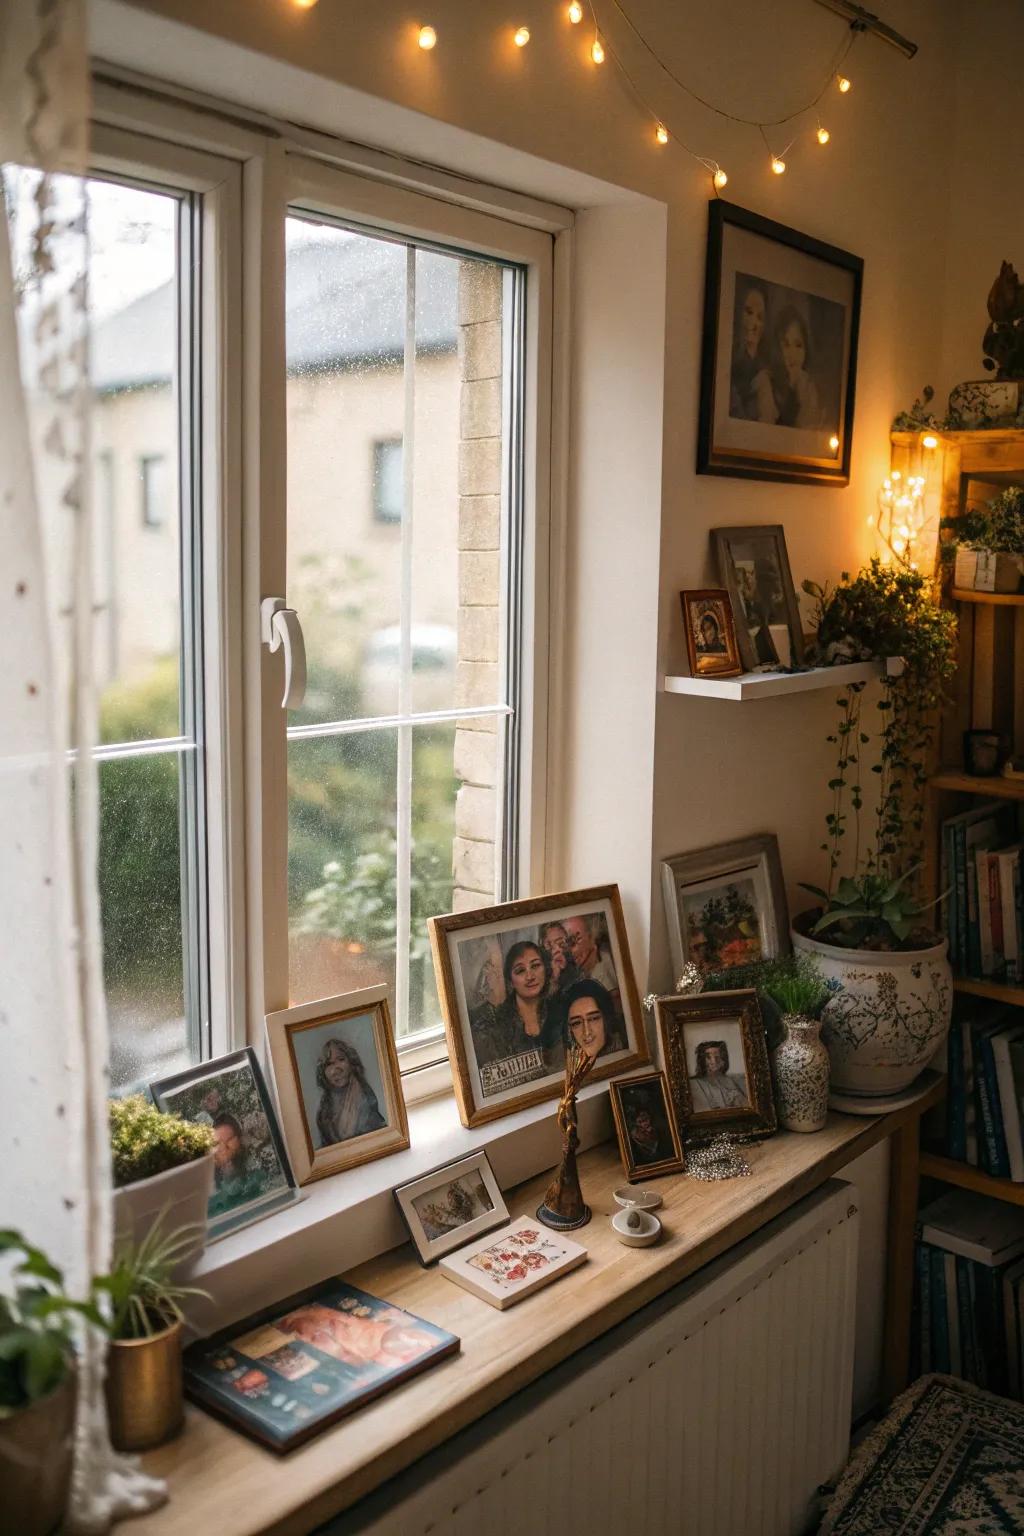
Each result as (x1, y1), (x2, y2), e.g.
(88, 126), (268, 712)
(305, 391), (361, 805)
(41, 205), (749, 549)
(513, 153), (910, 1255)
(663, 658), (903, 702)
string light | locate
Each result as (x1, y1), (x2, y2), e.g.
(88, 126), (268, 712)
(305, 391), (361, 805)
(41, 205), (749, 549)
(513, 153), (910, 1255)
(514, 25), (531, 46)
(713, 167), (728, 189)
(655, 123), (669, 144)
(291, 0), (319, 8)
(591, 35), (605, 64)
(568, 0), (583, 20)
(816, 125), (831, 145)
(876, 471), (931, 569)
(418, 23), (437, 49)
(771, 156), (786, 175)
(922, 433), (939, 450)
(837, 74), (852, 92)
(829, 434), (840, 451)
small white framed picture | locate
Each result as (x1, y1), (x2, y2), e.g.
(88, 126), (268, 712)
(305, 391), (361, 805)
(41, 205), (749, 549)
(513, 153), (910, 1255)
(394, 1150), (509, 1266)
(438, 1216), (587, 1310)
(264, 985), (409, 1186)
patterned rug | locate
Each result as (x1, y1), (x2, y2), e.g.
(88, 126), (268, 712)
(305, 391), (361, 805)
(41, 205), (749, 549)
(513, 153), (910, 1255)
(820, 1375), (1024, 1534)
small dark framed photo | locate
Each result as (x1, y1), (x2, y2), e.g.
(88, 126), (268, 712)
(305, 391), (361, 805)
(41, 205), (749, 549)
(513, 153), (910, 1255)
(657, 989), (776, 1140)
(150, 1047), (301, 1241)
(394, 1150), (509, 1265)
(681, 589), (743, 679)
(697, 199), (862, 487)
(609, 1071), (685, 1181)
(712, 524), (804, 671)
(963, 729), (1003, 778)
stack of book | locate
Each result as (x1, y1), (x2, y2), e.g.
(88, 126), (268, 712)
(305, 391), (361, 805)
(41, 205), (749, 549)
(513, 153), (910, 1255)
(942, 801), (1024, 980)
(945, 1002), (1024, 1180)
(912, 1190), (1024, 1394)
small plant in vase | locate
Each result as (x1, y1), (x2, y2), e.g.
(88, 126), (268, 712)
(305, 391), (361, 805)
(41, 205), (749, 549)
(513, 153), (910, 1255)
(759, 957), (833, 1133)
(110, 1094), (214, 1259)
(795, 560), (958, 1100)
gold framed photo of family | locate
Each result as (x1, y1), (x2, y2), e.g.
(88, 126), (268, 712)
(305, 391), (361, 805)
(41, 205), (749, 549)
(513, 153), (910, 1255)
(429, 885), (648, 1127)
(697, 199), (863, 487)
(264, 985), (409, 1185)
(657, 989), (776, 1140)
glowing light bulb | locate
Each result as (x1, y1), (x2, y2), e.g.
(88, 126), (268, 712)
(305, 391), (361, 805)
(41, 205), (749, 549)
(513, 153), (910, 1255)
(891, 469), (902, 481)
(893, 538), (906, 554)
(771, 156), (786, 176)
(922, 433), (939, 449)
(713, 167), (728, 190)
(817, 126), (830, 145)
(837, 75), (851, 93)
(418, 24), (437, 48)
(829, 434), (840, 451)
(514, 25), (530, 46)
(291, 0), (319, 8)
(655, 124), (669, 145)
(591, 35), (605, 63)
(568, 0), (583, 19)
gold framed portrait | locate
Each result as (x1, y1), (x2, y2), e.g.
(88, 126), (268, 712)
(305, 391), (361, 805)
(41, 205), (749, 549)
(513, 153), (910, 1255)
(681, 588), (743, 679)
(609, 1070), (685, 1181)
(657, 989), (776, 1140)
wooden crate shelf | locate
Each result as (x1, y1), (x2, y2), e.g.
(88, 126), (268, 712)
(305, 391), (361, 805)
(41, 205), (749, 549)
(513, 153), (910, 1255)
(951, 588), (1024, 607)
(920, 1152), (1024, 1206)
(928, 770), (1024, 799)
(953, 976), (1024, 1006)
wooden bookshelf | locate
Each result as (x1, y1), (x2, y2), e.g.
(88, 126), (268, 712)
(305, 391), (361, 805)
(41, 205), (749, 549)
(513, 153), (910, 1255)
(951, 589), (1024, 607)
(953, 976), (1024, 1006)
(928, 771), (1024, 801)
(920, 1152), (1024, 1207)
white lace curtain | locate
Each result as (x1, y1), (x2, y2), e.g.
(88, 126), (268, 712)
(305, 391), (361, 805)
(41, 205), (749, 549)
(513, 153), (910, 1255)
(0, 3), (164, 1527)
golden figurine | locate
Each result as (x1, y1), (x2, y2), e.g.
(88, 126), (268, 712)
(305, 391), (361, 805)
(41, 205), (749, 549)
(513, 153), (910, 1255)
(536, 1045), (595, 1231)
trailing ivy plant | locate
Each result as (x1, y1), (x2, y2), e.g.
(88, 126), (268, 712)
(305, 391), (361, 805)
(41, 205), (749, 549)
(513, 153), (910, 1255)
(801, 559), (957, 948)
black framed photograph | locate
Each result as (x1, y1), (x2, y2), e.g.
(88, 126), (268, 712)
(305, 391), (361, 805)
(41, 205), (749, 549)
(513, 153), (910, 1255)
(657, 990), (776, 1140)
(609, 1071), (685, 1181)
(150, 1047), (301, 1241)
(394, 1149), (509, 1265)
(680, 588), (743, 679)
(698, 200), (862, 487)
(661, 833), (790, 982)
(712, 525), (804, 670)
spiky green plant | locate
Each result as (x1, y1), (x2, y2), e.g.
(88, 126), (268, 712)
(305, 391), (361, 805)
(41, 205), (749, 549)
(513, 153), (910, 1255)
(800, 865), (941, 950)
(96, 1217), (209, 1341)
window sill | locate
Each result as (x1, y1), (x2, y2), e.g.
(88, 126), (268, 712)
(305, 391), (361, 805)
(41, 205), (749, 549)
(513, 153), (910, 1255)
(188, 1080), (615, 1335)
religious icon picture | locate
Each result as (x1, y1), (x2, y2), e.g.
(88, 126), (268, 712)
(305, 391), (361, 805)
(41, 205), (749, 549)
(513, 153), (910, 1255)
(429, 885), (648, 1128)
(150, 1047), (301, 1241)
(657, 989), (776, 1140)
(609, 1071), (685, 1181)
(680, 588), (743, 679)
(394, 1150), (510, 1265)
(264, 985), (409, 1185)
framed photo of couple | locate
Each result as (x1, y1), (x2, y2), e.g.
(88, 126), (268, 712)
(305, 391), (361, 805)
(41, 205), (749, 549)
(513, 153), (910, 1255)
(429, 885), (648, 1127)
(697, 199), (863, 487)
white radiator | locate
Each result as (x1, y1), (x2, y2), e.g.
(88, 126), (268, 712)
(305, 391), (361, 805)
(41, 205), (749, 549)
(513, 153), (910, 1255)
(327, 1180), (859, 1536)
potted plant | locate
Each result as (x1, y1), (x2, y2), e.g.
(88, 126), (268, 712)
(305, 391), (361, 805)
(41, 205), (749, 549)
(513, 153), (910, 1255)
(758, 956), (834, 1132)
(97, 1217), (208, 1453)
(111, 1095), (214, 1262)
(0, 1232), (101, 1536)
(940, 484), (1024, 593)
(793, 560), (958, 1098)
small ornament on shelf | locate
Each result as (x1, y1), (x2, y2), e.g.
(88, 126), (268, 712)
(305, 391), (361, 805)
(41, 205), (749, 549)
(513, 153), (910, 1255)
(536, 1045), (595, 1231)
(686, 1132), (753, 1181)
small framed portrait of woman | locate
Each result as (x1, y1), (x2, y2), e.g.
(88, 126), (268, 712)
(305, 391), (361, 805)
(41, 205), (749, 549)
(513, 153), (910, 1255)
(394, 1149), (510, 1265)
(697, 199), (862, 488)
(264, 986), (409, 1185)
(609, 1071), (685, 1181)
(657, 990), (776, 1140)
(680, 589), (742, 679)
(429, 885), (648, 1128)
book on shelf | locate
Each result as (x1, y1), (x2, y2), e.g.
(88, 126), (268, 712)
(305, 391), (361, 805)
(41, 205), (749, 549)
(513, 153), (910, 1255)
(942, 1003), (1024, 1181)
(913, 1236), (1012, 1397)
(918, 1188), (1024, 1265)
(941, 802), (1022, 980)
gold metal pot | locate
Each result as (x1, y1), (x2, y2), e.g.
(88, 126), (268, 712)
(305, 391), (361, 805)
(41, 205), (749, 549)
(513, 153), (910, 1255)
(105, 1319), (184, 1452)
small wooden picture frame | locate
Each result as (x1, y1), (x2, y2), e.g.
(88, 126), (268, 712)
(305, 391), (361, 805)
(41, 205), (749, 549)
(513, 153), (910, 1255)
(609, 1071), (685, 1181)
(657, 989), (776, 1141)
(264, 985), (409, 1185)
(712, 524), (804, 672)
(680, 589), (743, 679)
(394, 1150), (509, 1266)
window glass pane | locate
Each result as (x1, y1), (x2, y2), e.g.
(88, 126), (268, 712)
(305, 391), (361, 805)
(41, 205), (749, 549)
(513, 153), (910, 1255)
(288, 730), (399, 1006)
(101, 754), (190, 1092)
(88, 180), (182, 743)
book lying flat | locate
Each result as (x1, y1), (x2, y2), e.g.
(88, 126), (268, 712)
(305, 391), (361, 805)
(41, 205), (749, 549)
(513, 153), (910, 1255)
(919, 1189), (1024, 1266)
(183, 1279), (459, 1452)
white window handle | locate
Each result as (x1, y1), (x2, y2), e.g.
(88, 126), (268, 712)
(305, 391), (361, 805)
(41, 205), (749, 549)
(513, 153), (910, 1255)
(260, 597), (307, 711)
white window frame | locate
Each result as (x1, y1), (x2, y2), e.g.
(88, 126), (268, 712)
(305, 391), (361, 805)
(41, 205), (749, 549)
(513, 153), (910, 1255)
(89, 79), (569, 1095)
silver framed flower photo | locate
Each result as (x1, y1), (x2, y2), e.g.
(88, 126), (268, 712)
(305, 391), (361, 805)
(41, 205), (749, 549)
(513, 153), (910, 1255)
(662, 833), (790, 981)
(698, 200), (863, 487)
(264, 985), (409, 1185)
(394, 1150), (509, 1265)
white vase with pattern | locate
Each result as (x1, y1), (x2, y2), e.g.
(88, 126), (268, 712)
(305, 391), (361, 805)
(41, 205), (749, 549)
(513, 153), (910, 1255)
(772, 1014), (830, 1132)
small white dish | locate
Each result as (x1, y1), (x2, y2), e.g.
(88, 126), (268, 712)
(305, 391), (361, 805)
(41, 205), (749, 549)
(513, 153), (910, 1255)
(612, 1208), (662, 1247)
(613, 1187), (663, 1212)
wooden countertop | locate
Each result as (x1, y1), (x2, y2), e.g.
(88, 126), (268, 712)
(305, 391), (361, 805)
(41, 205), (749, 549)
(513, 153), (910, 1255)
(136, 1082), (942, 1536)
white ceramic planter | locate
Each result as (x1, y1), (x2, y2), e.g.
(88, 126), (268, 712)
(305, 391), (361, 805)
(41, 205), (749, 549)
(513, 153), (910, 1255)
(112, 1152), (214, 1269)
(791, 917), (952, 1098)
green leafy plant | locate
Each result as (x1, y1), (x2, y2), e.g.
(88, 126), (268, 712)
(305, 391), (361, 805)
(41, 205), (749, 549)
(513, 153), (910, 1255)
(801, 560), (957, 949)
(109, 1096), (212, 1189)
(799, 867), (940, 951)
(758, 954), (832, 1017)
(296, 834), (453, 966)
(939, 484), (1024, 560)
(96, 1218), (209, 1342)
(0, 1233), (101, 1416)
